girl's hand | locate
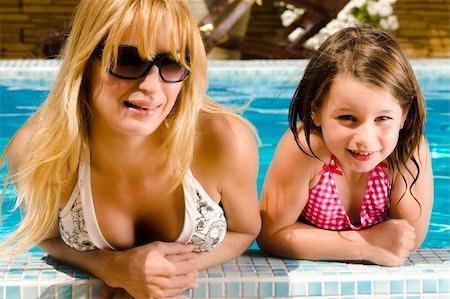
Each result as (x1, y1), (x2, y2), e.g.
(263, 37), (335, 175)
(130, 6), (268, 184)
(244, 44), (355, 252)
(360, 219), (416, 266)
(104, 241), (198, 298)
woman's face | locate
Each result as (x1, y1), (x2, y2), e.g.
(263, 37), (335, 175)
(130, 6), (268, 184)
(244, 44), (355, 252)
(89, 24), (184, 139)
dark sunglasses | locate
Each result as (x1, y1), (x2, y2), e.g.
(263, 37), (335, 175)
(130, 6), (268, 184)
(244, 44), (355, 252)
(92, 44), (190, 83)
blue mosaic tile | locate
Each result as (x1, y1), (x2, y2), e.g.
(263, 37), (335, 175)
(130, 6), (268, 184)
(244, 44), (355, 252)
(5, 286), (20, 299)
(258, 281), (273, 297)
(209, 282), (224, 297)
(439, 277), (450, 293)
(357, 280), (372, 294)
(308, 281), (322, 296)
(242, 281), (257, 297)
(324, 281), (339, 296)
(39, 270), (57, 279)
(390, 280), (405, 294)
(225, 282), (240, 297)
(291, 281), (306, 296)
(274, 281), (289, 297)
(423, 278), (438, 293)
(406, 279), (422, 293)
(256, 270), (274, 278)
(341, 281), (355, 295)
(57, 285), (73, 298)
(192, 282), (207, 298)
(373, 279), (390, 294)
(74, 284), (91, 298)
(207, 272), (223, 278)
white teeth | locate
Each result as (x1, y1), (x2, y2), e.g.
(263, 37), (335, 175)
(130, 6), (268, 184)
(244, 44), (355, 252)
(350, 150), (373, 156)
(350, 150), (372, 155)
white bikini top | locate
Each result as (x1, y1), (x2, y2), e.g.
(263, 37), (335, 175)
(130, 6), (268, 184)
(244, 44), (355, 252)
(59, 150), (227, 253)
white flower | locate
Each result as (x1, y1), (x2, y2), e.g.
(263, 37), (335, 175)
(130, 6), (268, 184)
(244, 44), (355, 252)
(367, 1), (380, 16)
(277, 0), (399, 50)
(351, 0), (367, 8)
(377, 1), (394, 17)
(380, 15), (399, 30)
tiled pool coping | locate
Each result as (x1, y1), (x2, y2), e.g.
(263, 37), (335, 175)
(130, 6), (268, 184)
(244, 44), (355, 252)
(0, 248), (449, 298)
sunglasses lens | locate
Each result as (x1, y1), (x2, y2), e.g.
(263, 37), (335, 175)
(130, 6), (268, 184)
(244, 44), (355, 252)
(111, 46), (151, 79)
(159, 56), (188, 82)
(96, 44), (189, 82)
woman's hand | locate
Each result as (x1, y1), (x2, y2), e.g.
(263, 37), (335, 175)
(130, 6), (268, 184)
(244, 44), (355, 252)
(103, 241), (198, 298)
(359, 219), (416, 266)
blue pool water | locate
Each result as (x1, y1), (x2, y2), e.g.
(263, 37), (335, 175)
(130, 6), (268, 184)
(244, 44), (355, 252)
(0, 59), (449, 249)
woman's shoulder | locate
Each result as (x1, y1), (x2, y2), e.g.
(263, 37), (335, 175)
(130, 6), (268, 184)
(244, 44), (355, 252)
(199, 111), (257, 150)
(7, 123), (34, 172)
(191, 111), (258, 198)
(195, 111), (258, 167)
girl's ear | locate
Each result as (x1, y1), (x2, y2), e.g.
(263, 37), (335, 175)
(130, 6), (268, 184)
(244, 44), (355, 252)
(400, 109), (408, 129)
(311, 111), (321, 127)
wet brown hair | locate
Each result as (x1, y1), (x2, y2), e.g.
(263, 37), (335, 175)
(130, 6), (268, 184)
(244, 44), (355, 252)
(289, 26), (425, 202)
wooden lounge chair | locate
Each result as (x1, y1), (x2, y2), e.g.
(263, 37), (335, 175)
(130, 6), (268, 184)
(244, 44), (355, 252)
(199, 0), (350, 58)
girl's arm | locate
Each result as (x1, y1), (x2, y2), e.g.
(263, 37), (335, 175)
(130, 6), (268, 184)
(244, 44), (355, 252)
(257, 130), (416, 266)
(191, 113), (261, 270)
(389, 135), (434, 249)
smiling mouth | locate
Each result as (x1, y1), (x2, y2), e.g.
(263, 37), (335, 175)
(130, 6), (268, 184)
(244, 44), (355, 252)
(348, 149), (376, 161)
(349, 150), (374, 156)
(124, 101), (151, 110)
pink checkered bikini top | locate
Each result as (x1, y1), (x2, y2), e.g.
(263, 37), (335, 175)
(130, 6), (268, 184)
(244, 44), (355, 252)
(301, 155), (391, 231)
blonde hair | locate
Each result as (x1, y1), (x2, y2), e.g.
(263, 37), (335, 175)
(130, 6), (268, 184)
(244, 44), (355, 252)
(1, 0), (250, 256)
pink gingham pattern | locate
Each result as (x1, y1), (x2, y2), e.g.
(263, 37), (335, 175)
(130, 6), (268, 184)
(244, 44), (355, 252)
(302, 155), (390, 231)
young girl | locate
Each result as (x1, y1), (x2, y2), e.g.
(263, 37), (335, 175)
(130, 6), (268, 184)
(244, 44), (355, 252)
(0, 0), (261, 297)
(257, 26), (433, 267)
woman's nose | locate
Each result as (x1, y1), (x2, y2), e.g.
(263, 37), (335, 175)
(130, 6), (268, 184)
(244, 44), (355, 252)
(138, 65), (161, 90)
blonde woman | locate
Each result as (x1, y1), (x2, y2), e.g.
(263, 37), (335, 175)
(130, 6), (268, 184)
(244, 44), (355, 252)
(0, 0), (261, 297)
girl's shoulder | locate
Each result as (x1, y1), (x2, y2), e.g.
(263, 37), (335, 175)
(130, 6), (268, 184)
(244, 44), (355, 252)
(278, 126), (330, 162)
(269, 128), (328, 182)
(392, 134), (432, 183)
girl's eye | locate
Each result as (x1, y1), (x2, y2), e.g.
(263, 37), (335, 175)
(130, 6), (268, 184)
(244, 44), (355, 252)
(337, 115), (356, 121)
(376, 116), (392, 122)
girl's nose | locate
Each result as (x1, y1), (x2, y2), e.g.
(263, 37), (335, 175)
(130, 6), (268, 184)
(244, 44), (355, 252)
(351, 123), (373, 146)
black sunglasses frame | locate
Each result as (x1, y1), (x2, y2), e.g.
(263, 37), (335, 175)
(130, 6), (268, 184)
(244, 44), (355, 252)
(92, 44), (190, 83)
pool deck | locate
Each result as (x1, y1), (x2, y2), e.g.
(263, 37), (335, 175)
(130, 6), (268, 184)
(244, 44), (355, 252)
(0, 248), (449, 298)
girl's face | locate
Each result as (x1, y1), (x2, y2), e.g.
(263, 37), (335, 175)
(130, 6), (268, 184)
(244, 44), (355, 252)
(314, 74), (407, 173)
(89, 24), (183, 138)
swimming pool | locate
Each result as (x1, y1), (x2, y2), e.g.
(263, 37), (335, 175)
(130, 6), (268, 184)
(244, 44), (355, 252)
(0, 59), (449, 299)
(0, 59), (449, 249)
